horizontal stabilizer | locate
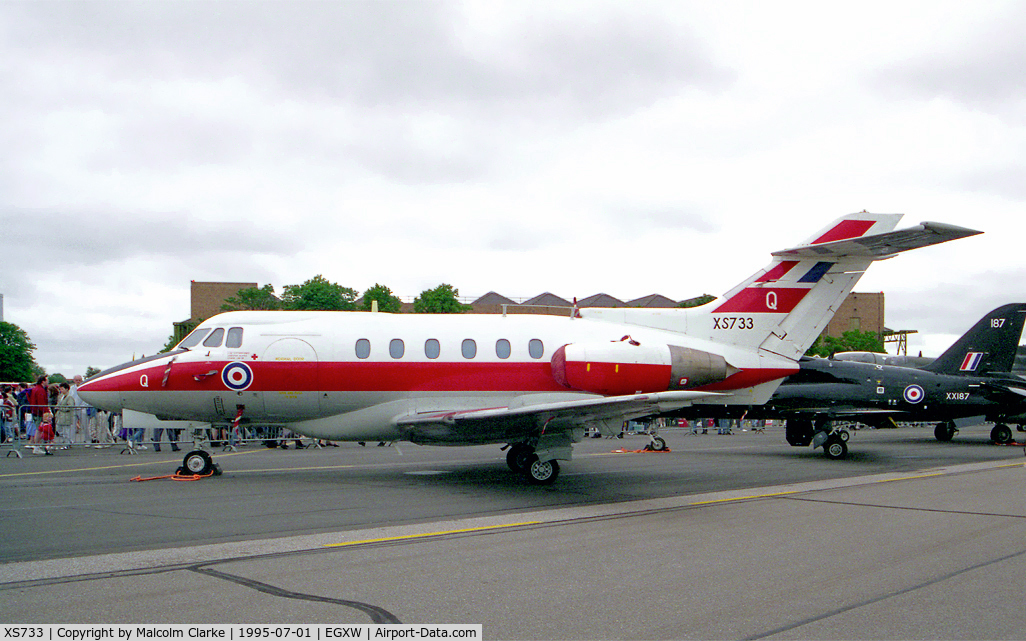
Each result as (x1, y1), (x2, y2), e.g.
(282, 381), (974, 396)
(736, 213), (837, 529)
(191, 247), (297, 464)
(773, 222), (981, 259)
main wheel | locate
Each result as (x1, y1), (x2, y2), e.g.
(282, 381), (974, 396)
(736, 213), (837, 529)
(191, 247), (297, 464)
(182, 450), (213, 475)
(524, 456), (560, 485)
(506, 444), (534, 472)
(934, 421), (956, 442)
(823, 435), (848, 460)
(650, 436), (668, 451)
(837, 429), (850, 442)
(990, 424), (1013, 444)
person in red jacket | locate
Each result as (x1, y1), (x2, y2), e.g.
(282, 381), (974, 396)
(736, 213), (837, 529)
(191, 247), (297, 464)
(26, 376), (50, 425)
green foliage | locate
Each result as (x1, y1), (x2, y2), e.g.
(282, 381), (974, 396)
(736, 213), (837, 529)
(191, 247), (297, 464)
(282, 275), (358, 311)
(414, 284), (472, 314)
(0, 321), (39, 382)
(806, 330), (886, 357)
(361, 283), (403, 313)
(162, 319), (198, 353)
(84, 366), (101, 379)
(49, 373), (68, 384)
(679, 294), (716, 308)
(221, 284), (281, 312)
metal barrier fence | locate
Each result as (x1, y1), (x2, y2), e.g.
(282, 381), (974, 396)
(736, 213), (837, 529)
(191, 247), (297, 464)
(0, 404), (328, 457)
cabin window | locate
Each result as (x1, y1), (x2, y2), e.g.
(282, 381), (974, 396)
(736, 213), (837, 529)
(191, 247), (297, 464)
(203, 328), (225, 348)
(462, 339), (477, 359)
(496, 339), (511, 359)
(179, 328), (211, 349)
(529, 339), (544, 359)
(355, 339), (371, 359)
(425, 339), (440, 359)
(226, 327), (244, 349)
(389, 339), (405, 359)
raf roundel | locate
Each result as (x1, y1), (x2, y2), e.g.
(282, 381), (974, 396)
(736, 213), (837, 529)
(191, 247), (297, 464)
(222, 362), (254, 391)
(903, 384), (925, 404)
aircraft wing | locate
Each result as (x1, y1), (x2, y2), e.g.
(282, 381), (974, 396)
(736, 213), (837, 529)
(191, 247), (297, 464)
(974, 380), (1026, 401)
(396, 390), (722, 445)
(773, 221), (981, 259)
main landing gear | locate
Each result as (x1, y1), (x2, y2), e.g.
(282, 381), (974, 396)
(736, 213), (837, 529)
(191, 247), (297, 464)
(505, 443), (560, 485)
(934, 421), (1020, 444)
(990, 423), (1014, 444)
(785, 417), (848, 460)
(934, 421), (957, 442)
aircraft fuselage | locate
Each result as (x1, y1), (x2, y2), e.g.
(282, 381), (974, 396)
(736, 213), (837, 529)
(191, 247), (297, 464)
(81, 310), (795, 443)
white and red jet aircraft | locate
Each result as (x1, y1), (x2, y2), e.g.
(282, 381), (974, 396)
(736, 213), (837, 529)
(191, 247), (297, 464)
(80, 213), (979, 483)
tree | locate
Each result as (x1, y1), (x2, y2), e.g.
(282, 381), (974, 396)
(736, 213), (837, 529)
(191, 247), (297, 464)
(806, 329), (886, 358)
(0, 321), (39, 382)
(281, 275), (358, 311)
(360, 283), (403, 313)
(678, 294), (716, 308)
(84, 366), (101, 379)
(161, 319), (198, 353)
(221, 284), (281, 311)
(413, 284), (472, 314)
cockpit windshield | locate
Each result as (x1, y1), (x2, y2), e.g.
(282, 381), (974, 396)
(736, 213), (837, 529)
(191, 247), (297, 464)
(178, 328), (211, 349)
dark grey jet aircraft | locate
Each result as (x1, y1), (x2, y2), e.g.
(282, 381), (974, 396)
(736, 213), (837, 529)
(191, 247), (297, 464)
(682, 303), (1026, 459)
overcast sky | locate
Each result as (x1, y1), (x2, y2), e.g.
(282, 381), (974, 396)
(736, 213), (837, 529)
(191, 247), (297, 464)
(2, 1), (1025, 377)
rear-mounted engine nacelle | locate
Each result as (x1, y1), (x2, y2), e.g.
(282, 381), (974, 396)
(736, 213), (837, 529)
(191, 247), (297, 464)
(551, 341), (735, 396)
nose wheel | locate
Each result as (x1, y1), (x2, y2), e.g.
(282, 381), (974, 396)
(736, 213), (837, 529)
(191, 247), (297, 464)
(177, 450), (222, 476)
(822, 434), (848, 460)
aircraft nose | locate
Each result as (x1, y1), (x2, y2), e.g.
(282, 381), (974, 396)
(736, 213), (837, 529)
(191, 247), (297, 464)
(78, 376), (124, 412)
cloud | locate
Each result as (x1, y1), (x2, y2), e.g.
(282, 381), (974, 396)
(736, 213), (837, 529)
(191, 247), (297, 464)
(869, 5), (1026, 112)
(4, 2), (733, 112)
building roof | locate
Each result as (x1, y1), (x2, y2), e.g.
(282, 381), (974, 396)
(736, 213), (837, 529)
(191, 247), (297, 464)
(522, 292), (572, 307)
(627, 294), (679, 308)
(577, 293), (625, 307)
(472, 291), (517, 305)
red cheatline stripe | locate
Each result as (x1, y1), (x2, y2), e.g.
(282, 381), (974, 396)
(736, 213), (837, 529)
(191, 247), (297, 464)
(97, 360), (794, 394)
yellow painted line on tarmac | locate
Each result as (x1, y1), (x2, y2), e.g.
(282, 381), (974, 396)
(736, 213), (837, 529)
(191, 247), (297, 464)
(689, 490), (800, 505)
(875, 472), (945, 483)
(324, 521), (543, 548)
(0, 447), (260, 478)
(231, 465), (356, 473)
(0, 458), (178, 478)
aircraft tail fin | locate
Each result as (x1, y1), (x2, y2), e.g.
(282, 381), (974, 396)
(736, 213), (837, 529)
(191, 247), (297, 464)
(920, 303), (1026, 375)
(692, 214), (982, 361)
(580, 213), (981, 364)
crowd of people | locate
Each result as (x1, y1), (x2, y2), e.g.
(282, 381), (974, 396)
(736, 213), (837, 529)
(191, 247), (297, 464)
(1, 375), (118, 453)
(1, 377), (326, 454)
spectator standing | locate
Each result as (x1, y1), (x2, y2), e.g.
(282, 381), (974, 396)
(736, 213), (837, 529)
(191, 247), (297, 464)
(30, 411), (55, 444)
(55, 383), (75, 446)
(1, 385), (13, 442)
(70, 375), (93, 443)
(152, 425), (181, 452)
(27, 376), (49, 427)
(15, 382), (29, 437)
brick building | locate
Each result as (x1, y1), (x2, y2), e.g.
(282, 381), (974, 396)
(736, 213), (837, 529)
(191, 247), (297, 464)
(823, 292), (885, 337)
